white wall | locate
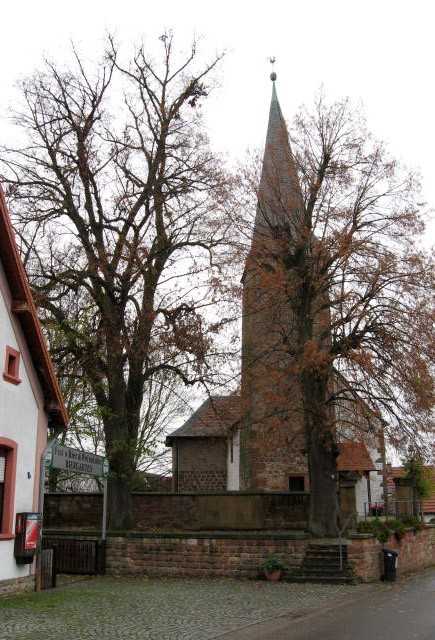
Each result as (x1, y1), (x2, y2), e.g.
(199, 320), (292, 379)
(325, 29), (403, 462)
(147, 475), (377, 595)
(0, 258), (42, 582)
(227, 429), (240, 490)
(355, 445), (384, 517)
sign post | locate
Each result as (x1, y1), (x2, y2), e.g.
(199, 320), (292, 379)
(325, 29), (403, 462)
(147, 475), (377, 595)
(101, 459), (110, 541)
(36, 442), (109, 590)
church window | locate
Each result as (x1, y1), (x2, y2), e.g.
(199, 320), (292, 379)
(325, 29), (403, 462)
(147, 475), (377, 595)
(288, 475), (305, 492)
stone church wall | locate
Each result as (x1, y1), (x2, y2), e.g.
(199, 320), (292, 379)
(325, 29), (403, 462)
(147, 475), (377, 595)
(240, 264), (307, 492)
(175, 438), (227, 492)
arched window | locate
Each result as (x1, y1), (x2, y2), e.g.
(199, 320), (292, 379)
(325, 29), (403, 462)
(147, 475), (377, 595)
(0, 438), (18, 540)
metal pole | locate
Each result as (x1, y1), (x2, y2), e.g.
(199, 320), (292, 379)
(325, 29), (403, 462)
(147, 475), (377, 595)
(339, 535), (343, 572)
(102, 477), (108, 542)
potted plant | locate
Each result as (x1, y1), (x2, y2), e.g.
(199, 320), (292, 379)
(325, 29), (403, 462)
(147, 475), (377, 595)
(260, 555), (287, 582)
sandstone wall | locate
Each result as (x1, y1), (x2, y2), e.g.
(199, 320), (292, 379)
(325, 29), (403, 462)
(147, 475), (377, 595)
(106, 526), (435, 582)
(40, 526), (435, 583)
(106, 533), (308, 579)
(175, 438), (227, 492)
(44, 492), (308, 531)
(348, 526), (435, 581)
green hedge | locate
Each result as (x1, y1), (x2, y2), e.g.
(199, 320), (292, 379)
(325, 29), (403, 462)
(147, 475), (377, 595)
(357, 516), (423, 543)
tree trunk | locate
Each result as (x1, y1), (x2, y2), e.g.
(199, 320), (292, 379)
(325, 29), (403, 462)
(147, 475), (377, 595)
(302, 372), (339, 537)
(308, 438), (338, 538)
(108, 475), (133, 530)
(307, 429), (339, 537)
(104, 409), (138, 530)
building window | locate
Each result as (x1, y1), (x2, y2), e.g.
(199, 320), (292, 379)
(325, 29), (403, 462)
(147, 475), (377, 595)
(3, 346), (21, 385)
(0, 451), (5, 531)
(289, 476), (305, 492)
(230, 436), (234, 464)
(0, 439), (17, 539)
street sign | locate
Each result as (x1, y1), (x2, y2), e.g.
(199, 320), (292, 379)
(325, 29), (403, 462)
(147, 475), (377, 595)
(50, 444), (108, 478)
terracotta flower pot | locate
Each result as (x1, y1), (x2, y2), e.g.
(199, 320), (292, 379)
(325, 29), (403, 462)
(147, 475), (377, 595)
(265, 569), (282, 582)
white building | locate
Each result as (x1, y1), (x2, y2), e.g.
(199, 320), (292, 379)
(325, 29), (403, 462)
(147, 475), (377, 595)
(0, 187), (67, 591)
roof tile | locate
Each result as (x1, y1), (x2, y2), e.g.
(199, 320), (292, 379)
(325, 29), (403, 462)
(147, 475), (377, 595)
(166, 396), (240, 444)
(336, 441), (376, 472)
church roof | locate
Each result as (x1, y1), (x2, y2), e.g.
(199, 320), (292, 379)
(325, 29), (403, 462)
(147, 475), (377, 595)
(0, 186), (68, 428)
(165, 395), (240, 445)
(336, 441), (376, 472)
(254, 76), (304, 234)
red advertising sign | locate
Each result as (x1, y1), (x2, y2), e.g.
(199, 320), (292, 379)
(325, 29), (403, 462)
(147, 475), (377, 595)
(24, 514), (40, 551)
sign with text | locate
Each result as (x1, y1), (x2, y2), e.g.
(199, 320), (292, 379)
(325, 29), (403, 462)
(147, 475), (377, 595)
(51, 445), (108, 477)
(25, 513), (41, 551)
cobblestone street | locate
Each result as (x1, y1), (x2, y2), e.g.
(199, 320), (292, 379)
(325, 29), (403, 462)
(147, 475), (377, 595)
(0, 577), (378, 640)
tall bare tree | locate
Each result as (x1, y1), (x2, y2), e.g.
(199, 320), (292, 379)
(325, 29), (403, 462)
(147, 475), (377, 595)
(1, 35), (232, 527)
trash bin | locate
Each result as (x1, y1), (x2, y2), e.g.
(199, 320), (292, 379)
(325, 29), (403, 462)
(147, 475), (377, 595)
(382, 548), (398, 581)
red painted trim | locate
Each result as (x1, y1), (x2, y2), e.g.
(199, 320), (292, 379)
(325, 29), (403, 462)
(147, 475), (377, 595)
(0, 437), (18, 537)
(0, 187), (67, 427)
(3, 345), (21, 385)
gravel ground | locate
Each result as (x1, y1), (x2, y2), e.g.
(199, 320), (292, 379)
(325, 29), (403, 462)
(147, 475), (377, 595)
(0, 576), (378, 640)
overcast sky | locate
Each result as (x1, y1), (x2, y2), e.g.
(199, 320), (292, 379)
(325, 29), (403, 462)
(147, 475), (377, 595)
(1, 0), (434, 243)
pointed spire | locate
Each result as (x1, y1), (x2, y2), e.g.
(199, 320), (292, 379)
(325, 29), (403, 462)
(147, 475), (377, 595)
(254, 72), (304, 234)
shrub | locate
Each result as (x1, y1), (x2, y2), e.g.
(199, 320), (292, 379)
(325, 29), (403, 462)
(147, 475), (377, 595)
(259, 555), (288, 574)
(357, 518), (390, 543)
(357, 520), (374, 534)
(400, 515), (424, 531)
(356, 516), (422, 542)
(388, 519), (406, 541)
(377, 527), (390, 543)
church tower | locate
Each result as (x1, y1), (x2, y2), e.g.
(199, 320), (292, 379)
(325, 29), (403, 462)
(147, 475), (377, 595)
(240, 73), (308, 491)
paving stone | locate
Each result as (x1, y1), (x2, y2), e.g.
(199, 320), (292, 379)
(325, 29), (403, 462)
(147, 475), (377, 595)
(0, 576), (375, 640)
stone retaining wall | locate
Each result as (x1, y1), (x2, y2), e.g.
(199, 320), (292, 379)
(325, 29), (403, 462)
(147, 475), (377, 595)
(348, 526), (435, 581)
(106, 527), (435, 582)
(106, 533), (308, 579)
(43, 526), (435, 583)
(44, 492), (308, 531)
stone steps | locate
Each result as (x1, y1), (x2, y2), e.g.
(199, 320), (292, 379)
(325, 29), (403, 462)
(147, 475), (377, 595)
(304, 553), (347, 561)
(300, 565), (351, 575)
(286, 543), (354, 584)
(286, 574), (358, 585)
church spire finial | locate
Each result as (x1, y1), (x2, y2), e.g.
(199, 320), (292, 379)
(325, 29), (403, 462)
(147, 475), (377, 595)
(269, 56), (277, 82)
(253, 55), (303, 231)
